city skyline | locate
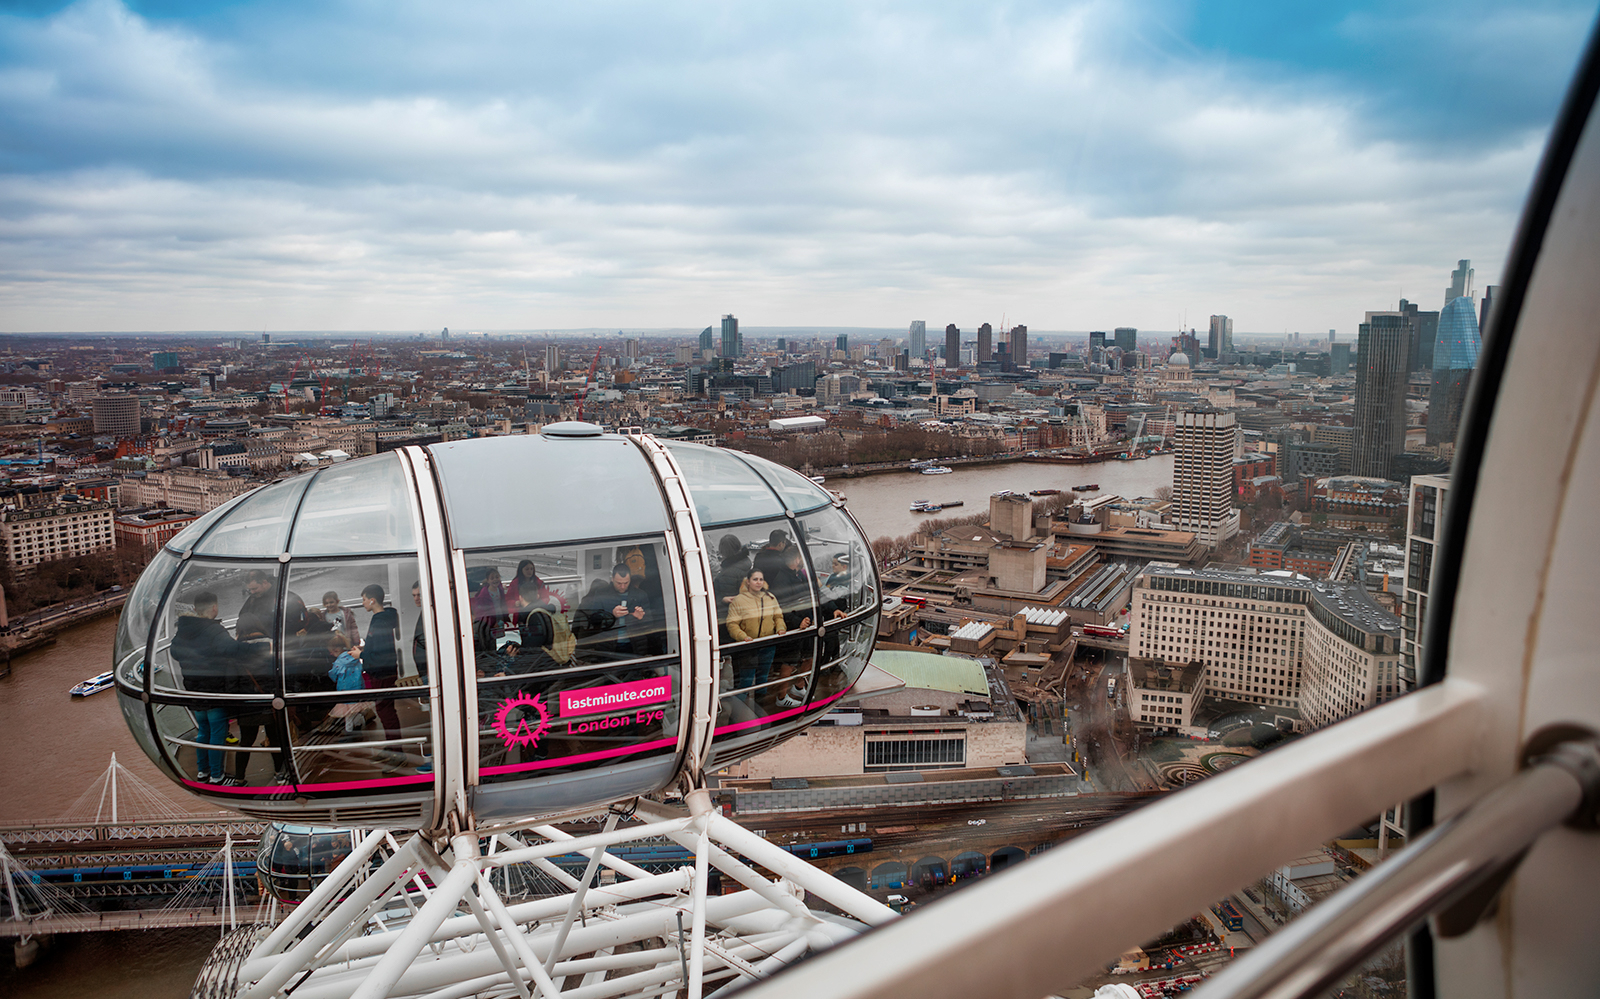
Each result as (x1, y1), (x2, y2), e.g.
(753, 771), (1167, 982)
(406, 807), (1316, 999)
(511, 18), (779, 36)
(1, 2), (1592, 333)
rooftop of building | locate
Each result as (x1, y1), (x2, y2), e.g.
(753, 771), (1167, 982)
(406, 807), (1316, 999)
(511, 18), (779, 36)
(1127, 657), (1205, 694)
(1139, 562), (1401, 636)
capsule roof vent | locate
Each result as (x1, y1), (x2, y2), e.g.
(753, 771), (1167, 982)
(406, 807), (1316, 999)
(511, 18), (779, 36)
(541, 421), (605, 438)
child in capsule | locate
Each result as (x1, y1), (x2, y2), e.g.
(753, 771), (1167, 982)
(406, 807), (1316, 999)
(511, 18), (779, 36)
(326, 633), (370, 735)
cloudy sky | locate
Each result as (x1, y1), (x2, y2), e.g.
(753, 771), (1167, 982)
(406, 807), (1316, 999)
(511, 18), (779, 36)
(0, 0), (1593, 335)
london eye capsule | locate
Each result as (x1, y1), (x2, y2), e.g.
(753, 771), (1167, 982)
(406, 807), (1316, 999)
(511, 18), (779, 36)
(112, 425), (879, 832)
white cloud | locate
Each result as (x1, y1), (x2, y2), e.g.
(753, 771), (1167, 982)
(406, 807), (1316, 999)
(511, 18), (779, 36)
(0, 0), (1573, 333)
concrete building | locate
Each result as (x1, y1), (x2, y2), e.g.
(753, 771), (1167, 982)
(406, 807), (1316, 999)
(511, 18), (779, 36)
(1353, 313), (1413, 478)
(1172, 410), (1240, 546)
(114, 507), (199, 549)
(1127, 564), (1401, 727)
(1114, 327), (1138, 354)
(944, 325), (961, 365)
(977, 323), (993, 363)
(0, 499), (115, 573)
(92, 393), (141, 438)
(731, 651), (1027, 779)
(1127, 658), (1205, 732)
(1400, 473), (1450, 697)
(120, 467), (259, 512)
(1008, 325), (1028, 372)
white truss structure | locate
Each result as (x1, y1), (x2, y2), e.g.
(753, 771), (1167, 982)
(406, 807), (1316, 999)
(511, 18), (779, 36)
(217, 793), (894, 999)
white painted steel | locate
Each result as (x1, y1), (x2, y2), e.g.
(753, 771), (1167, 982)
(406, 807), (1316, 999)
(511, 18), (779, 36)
(399, 445), (463, 826)
(1431, 75), (1600, 999)
(732, 679), (1487, 999)
(225, 814), (877, 999)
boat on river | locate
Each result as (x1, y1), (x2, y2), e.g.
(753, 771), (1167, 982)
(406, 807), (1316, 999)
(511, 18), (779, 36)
(910, 500), (942, 512)
(69, 670), (114, 697)
(1074, 483), (1100, 491)
(920, 466), (952, 475)
(1029, 488), (1061, 496)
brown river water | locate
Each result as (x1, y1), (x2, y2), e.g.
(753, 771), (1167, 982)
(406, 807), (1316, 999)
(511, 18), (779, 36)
(1, 615), (226, 996)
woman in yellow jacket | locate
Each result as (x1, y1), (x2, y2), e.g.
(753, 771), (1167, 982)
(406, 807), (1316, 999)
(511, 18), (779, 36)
(727, 569), (784, 700)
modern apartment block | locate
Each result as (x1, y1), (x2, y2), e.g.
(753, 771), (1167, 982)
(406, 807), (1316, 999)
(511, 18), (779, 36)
(1172, 410), (1240, 546)
(1127, 564), (1402, 728)
(908, 320), (926, 358)
(943, 325), (960, 365)
(976, 323), (993, 363)
(1400, 473), (1450, 696)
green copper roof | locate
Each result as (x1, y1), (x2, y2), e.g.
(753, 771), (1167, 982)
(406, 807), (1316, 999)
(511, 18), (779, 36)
(869, 650), (991, 697)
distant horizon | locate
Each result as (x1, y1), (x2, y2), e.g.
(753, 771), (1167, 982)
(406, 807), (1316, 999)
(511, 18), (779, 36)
(0, 326), (1350, 343)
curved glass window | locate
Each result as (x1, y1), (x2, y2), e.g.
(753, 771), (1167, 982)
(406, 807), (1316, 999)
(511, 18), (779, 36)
(707, 518), (814, 644)
(115, 548), (180, 685)
(664, 442), (786, 526)
(281, 561), (424, 695)
(289, 454), (418, 556)
(194, 476), (311, 557)
(467, 539), (680, 785)
(738, 450), (835, 513)
(163, 492), (249, 554)
(152, 697), (294, 791)
(799, 507), (877, 617)
(811, 616), (876, 708)
(152, 561), (283, 697)
(258, 826), (357, 904)
(430, 435), (667, 548)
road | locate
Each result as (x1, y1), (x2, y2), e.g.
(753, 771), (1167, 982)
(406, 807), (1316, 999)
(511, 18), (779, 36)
(1071, 655), (1143, 793)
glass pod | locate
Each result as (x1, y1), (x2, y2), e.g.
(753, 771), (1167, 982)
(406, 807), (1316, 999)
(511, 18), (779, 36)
(113, 425), (880, 832)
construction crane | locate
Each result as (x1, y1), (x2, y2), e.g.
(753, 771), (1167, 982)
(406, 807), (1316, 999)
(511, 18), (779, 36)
(575, 345), (603, 420)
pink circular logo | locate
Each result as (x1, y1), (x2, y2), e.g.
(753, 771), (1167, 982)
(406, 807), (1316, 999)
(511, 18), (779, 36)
(492, 692), (551, 749)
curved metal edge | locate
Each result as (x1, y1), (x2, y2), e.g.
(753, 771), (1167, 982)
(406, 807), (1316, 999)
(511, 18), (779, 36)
(631, 434), (720, 783)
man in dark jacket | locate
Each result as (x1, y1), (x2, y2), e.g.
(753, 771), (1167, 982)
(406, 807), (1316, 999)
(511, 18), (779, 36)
(170, 591), (243, 785)
(576, 564), (650, 657)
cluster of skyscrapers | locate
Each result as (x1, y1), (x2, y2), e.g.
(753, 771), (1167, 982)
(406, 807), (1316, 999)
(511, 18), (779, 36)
(1351, 260), (1486, 478)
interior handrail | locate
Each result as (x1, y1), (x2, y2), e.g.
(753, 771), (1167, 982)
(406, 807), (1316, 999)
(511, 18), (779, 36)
(1191, 738), (1600, 999)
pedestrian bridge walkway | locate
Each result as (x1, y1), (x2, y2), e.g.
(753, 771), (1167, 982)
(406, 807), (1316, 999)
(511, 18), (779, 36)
(0, 905), (269, 937)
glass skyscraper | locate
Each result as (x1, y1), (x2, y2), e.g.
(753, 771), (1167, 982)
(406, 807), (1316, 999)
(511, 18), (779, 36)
(1427, 296), (1481, 445)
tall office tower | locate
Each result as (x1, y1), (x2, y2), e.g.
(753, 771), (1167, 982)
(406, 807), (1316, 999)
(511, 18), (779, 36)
(1330, 343), (1352, 376)
(624, 338), (640, 360)
(896, 349), (910, 372)
(1009, 326), (1028, 371)
(720, 315), (741, 358)
(835, 334), (849, 353)
(545, 344), (561, 374)
(1329, 329), (1336, 344)
(1446, 259), (1474, 305)
(1208, 316), (1233, 356)
(943, 324), (961, 364)
(1115, 327), (1138, 354)
(1479, 285), (1496, 332)
(776, 337), (786, 353)
(1172, 410), (1240, 546)
(909, 321), (926, 357)
(1352, 312), (1413, 478)
(1401, 474), (1450, 699)
(1089, 331), (1107, 363)
(1398, 299), (1440, 372)
(977, 323), (993, 362)
(699, 326), (715, 352)
(1427, 296), (1482, 445)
